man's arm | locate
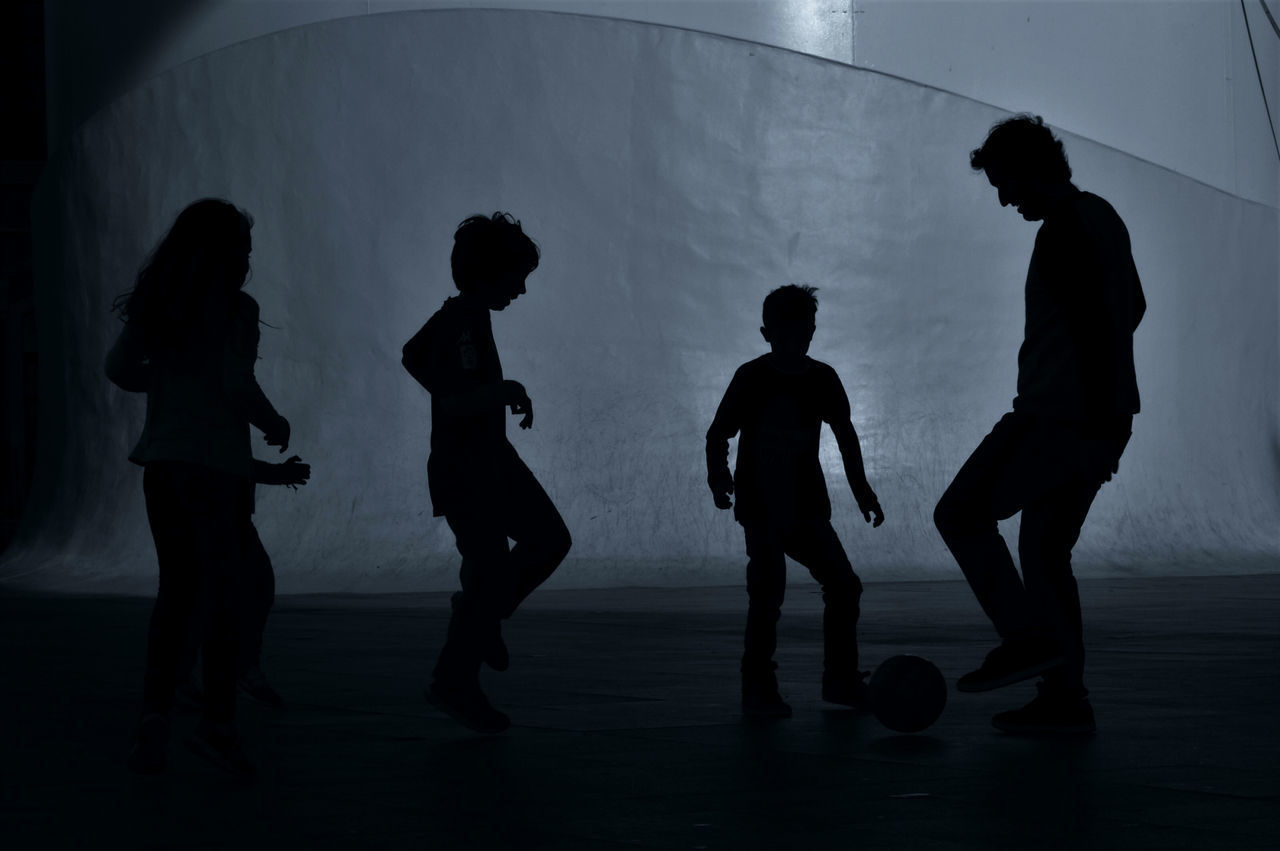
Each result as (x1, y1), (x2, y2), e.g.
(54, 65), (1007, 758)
(824, 370), (883, 527)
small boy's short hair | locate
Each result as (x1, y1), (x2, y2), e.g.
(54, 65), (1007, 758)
(970, 114), (1072, 183)
(450, 212), (540, 292)
(762, 284), (819, 329)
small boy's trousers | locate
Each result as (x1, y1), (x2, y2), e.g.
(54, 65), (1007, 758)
(740, 519), (863, 686)
(433, 449), (572, 686)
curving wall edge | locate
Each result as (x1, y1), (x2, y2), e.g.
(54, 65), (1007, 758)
(7, 10), (1278, 593)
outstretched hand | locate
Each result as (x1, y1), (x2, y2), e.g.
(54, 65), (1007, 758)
(276, 455), (311, 490)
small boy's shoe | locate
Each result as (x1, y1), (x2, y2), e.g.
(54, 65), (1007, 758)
(127, 713), (170, 775)
(425, 681), (511, 734)
(991, 682), (1096, 735)
(186, 719), (256, 778)
(822, 671), (872, 710)
(956, 637), (1064, 693)
(238, 666), (286, 709)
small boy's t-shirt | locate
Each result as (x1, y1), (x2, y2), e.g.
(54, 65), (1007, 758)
(707, 354), (849, 527)
(402, 294), (506, 515)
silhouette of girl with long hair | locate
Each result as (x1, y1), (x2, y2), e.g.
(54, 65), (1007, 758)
(106, 198), (290, 777)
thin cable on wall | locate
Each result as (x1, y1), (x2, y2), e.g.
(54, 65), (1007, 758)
(1242, 0), (1280, 162)
(1260, 0), (1280, 39)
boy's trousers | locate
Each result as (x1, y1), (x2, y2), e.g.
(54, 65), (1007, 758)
(741, 519), (863, 685)
(433, 447), (572, 685)
(934, 409), (1130, 695)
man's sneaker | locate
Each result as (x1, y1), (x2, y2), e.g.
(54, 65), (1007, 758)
(127, 713), (170, 775)
(992, 682), (1096, 735)
(822, 671), (872, 710)
(238, 667), (286, 709)
(425, 681), (511, 734)
(956, 637), (1064, 693)
(186, 719), (256, 778)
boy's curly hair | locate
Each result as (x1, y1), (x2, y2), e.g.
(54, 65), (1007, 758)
(762, 284), (818, 329)
(450, 212), (540, 292)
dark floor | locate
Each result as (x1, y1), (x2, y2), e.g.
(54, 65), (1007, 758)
(2, 574), (1278, 849)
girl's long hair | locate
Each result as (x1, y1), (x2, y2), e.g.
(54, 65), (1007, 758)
(112, 198), (254, 352)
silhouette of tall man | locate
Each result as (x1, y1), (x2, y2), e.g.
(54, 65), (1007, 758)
(934, 115), (1145, 734)
(403, 213), (572, 734)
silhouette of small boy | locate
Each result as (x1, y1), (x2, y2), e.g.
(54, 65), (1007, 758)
(706, 285), (884, 718)
(403, 213), (572, 734)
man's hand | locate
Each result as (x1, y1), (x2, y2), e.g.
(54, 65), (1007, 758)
(504, 380), (534, 429)
(709, 473), (734, 510)
(272, 455), (311, 489)
(855, 486), (884, 527)
(263, 415), (290, 454)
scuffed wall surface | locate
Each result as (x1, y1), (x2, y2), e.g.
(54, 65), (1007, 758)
(7, 11), (1278, 593)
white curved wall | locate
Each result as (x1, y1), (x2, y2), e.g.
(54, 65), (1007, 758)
(9, 11), (1278, 592)
(46, 1), (1280, 205)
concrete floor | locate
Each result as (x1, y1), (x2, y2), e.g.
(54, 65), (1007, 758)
(2, 574), (1277, 849)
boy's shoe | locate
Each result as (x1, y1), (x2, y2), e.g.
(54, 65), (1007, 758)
(822, 671), (872, 710)
(425, 681), (510, 734)
(238, 667), (286, 709)
(956, 637), (1064, 693)
(186, 719), (256, 779)
(127, 713), (170, 775)
(991, 682), (1096, 735)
